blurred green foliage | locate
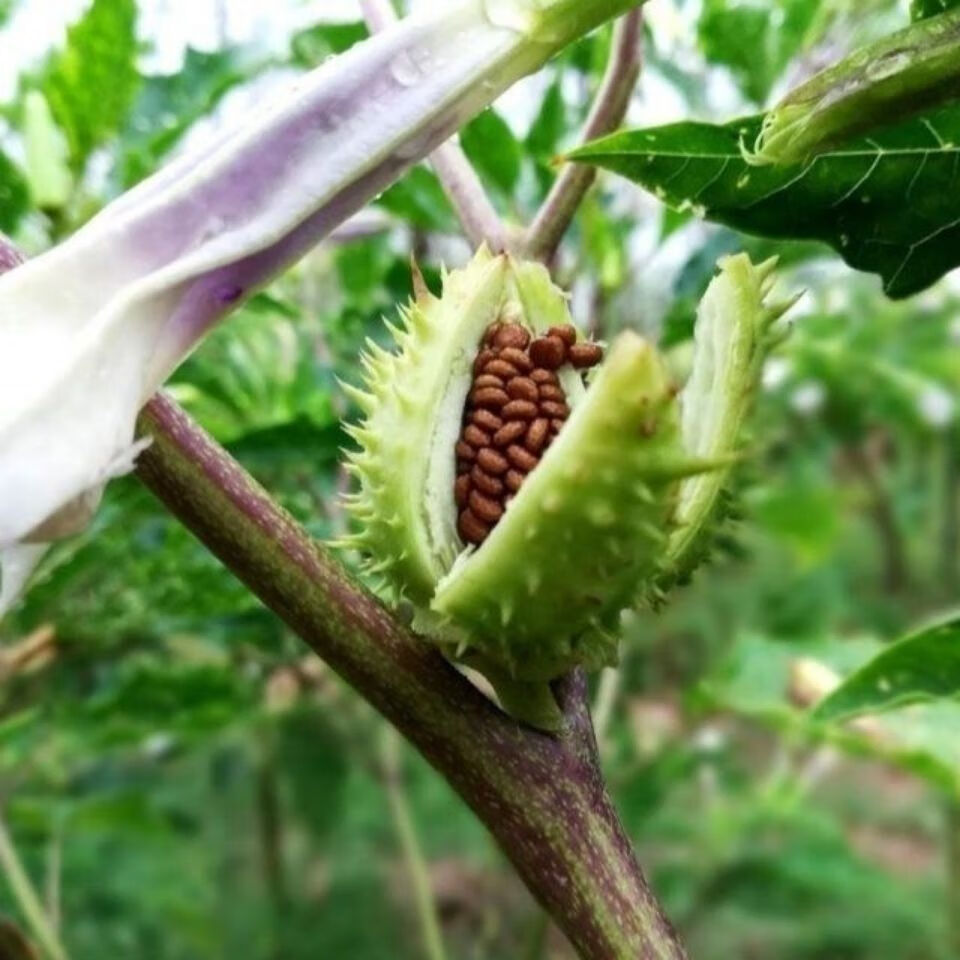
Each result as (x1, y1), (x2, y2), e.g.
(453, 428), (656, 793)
(1, 1), (960, 958)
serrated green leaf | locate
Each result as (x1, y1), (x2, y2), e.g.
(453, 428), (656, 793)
(41, 0), (139, 172)
(570, 107), (960, 298)
(815, 615), (960, 722)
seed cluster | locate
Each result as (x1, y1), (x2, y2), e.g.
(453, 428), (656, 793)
(454, 319), (604, 546)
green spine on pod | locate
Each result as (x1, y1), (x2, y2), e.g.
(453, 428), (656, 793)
(342, 248), (796, 729)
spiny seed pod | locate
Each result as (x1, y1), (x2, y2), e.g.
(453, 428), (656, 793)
(342, 248), (794, 728)
(748, 7), (960, 165)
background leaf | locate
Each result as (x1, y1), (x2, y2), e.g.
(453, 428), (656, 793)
(698, 0), (823, 104)
(119, 47), (261, 188)
(912, 0), (960, 19)
(0, 150), (28, 232)
(41, 0), (139, 173)
(459, 109), (522, 197)
(815, 616), (960, 722)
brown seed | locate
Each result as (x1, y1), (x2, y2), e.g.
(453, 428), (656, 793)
(550, 419), (566, 434)
(506, 377), (539, 403)
(531, 368), (558, 385)
(470, 490), (504, 524)
(493, 324), (531, 350)
(474, 373), (505, 391)
(538, 383), (566, 403)
(529, 336), (566, 370)
(483, 323), (504, 346)
(525, 418), (550, 454)
(455, 441), (476, 461)
(459, 509), (490, 545)
(477, 447), (509, 475)
(471, 386), (509, 409)
(473, 348), (496, 375)
(471, 466), (504, 497)
(454, 475), (471, 508)
(493, 420), (527, 447)
(484, 359), (520, 379)
(569, 342), (604, 369)
(471, 409), (503, 432)
(457, 459), (472, 474)
(463, 424), (491, 448)
(540, 401), (569, 419)
(502, 399), (538, 421)
(500, 347), (533, 373)
(507, 444), (539, 472)
(505, 470), (525, 493)
(549, 324), (577, 347)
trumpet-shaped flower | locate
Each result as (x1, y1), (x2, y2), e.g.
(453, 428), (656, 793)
(0, 0), (640, 616)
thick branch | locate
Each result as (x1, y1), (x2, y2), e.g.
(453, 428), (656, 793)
(525, 11), (643, 263)
(135, 393), (686, 960)
(360, 0), (509, 251)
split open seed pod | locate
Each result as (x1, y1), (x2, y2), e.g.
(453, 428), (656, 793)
(342, 248), (796, 728)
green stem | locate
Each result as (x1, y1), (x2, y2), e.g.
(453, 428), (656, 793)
(380, 726), (448, 960)
(0, 814), (68, 960)
(135, 394), (687, 960)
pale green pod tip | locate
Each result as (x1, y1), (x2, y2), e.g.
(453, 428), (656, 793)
(747, 7), (960, 165)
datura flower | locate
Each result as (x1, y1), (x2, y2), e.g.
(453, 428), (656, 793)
(0, 0), (642, 616)
(343, 249), (796, 728)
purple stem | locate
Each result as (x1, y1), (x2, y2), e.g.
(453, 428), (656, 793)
(135, 393), (687, 960)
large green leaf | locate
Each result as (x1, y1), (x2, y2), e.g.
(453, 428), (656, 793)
(570, 106), (960, 298)
(815, 616), (960, 722)
(41, 0), (139, 172)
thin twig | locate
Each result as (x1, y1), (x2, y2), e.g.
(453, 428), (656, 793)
(525, 11), (643, 263)
(380, 726), (449, 960)
(0, 813), (69, 960)
(360, 0), (509, 251)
